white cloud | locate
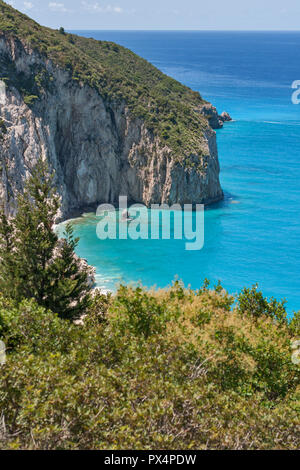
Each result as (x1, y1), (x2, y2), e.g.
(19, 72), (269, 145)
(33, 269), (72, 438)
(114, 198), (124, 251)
(48, 2), (68, 13)
(113, 6), (122, 14)
(23, 1), (34, 9)
(7, 1), (35, 14)
(81, 2), (123, 14)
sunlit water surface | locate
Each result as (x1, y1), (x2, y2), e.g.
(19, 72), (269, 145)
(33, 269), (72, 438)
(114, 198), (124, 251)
(58, 31), (300, 314)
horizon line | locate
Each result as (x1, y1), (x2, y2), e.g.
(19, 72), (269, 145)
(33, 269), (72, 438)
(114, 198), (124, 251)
(67, 29), (300, 32)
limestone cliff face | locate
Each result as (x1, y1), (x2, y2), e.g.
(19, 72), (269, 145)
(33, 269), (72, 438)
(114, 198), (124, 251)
(0, 35), (223, 220)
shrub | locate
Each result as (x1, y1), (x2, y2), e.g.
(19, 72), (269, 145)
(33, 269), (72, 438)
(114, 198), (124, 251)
(289, 311), (300, 336)
(0, 283), (298, 450)
(113, 285), (168, 338)
(23, 94), (38, 105)
(237, 284), (287, 323)
(0, 296), (78, 354)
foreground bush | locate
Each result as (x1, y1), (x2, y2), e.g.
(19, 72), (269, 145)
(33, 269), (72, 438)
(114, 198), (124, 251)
(0, 283), (299, 450)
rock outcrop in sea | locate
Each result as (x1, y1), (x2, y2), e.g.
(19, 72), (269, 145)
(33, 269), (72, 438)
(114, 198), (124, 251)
(198, 104), (232, 129)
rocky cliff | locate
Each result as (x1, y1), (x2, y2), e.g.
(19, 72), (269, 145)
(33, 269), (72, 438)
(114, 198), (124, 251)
(0, 1), (224, 220)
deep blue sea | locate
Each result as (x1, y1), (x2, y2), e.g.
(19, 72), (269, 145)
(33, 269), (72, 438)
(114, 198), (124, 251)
(61, 31), (300, 314)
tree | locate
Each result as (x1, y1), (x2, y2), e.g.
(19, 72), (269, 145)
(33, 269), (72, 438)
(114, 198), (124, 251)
(0, 158), (92, 320)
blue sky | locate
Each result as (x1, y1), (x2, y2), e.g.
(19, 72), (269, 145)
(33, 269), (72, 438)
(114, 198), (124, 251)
(4, 0), (300, 30)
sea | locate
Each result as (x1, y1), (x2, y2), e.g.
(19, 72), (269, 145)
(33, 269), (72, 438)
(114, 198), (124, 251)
(58, 31), (300, 314)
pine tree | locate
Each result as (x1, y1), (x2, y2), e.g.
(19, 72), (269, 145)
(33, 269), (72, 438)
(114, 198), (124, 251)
(0, 159), (92, 320)
(45, 223), (92, 319)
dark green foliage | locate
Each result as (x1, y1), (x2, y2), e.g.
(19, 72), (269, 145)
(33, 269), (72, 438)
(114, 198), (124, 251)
(0, 0), (208, 159)
(45, 223), (91, 319)
(85, 290), (111, 326)
(237, 284), (287, 324)
(23, 94), (38, 105)
(0, 159), (91, 320)
(114, 285), (168, 338)
(289, 311), (300, 336)
(0, 119), (6, 131)
(0, 118), (7, 143)
(0, 53), (54, 106)
(0, 296), (78, 353)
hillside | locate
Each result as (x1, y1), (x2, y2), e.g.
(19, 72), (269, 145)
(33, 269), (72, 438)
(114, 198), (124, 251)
(0, 0), (217, 156)
(0, 1), (224, 218)
(0, 282), (299, 449)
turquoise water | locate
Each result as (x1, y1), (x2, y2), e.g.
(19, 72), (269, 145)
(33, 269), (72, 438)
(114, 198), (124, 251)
(61, 32), (300, 313)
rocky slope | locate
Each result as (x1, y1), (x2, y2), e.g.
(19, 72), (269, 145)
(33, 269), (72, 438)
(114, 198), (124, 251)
(0, 1), (225, 220)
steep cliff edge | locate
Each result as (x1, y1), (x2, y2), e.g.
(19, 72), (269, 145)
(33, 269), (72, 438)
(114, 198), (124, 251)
(0, 1), (223, 220)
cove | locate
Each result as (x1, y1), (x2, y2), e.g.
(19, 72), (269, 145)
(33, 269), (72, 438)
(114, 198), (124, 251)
(59, 31), (300, 315)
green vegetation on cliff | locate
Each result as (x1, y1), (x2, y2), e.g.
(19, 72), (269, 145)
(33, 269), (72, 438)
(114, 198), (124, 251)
(0, 0), (208, 157)
(0, 160), (299, 450)
(0, 282), (299, 450)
